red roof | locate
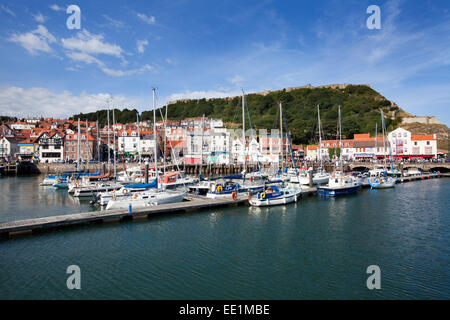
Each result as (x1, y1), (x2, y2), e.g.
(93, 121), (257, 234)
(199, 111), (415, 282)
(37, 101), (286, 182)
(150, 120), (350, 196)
(353, 133), (371, 140)
(411, 135), (435, 141)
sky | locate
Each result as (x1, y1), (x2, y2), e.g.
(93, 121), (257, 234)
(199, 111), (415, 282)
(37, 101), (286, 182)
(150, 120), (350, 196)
(0, 0), (449, 125)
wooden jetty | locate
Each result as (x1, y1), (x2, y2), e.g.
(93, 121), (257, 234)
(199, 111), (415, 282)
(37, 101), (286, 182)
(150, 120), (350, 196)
(0, 187), (320, 239)
(0, 196), (250, 239)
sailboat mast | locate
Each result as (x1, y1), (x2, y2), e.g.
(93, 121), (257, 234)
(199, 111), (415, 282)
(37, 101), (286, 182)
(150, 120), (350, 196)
(375, 122), (378, 162)
(112, 109), (117, 178)
(338, 105), (343, 173)
(381, 111), (387, 169)
(242, 90), (246, 174)
(279, 102), (283, 170)
(77, 118), (80, 171)
(317, 105), (322, 167)
(200, 114), (205, 177)
(152, 88), (159, 181)
(85, 119), (89, 163)
(164, 104), (168, 175)
(107, 106), (110, 168)
(137, 112), (141, 166)
(96, 120), (100, 162)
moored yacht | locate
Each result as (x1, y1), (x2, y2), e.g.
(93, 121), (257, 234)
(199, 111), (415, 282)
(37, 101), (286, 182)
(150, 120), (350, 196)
(249, 185), (302, 207)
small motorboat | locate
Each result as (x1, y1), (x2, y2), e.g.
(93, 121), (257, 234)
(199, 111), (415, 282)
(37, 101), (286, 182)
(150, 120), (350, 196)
(249, 185), (302, 207)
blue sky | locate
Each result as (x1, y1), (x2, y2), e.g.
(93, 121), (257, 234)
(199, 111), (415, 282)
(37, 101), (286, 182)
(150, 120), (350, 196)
(0, 0), (449, 125)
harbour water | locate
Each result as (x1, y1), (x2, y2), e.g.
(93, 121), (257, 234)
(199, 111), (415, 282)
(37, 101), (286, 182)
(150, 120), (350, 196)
(0, 175), (449, 299)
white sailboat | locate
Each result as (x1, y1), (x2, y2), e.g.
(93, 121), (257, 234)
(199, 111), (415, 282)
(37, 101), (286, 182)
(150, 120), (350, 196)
(106, 88), (186, 211)
(369, 110), (397, 189)
(250, 103), (302, 207)
(317, 106), (361, 197)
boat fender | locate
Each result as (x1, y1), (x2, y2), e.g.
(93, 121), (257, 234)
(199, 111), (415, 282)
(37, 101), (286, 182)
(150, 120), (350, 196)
(232, 191), (237, 200)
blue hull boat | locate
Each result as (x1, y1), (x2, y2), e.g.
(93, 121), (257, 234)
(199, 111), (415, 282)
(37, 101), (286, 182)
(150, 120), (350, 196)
(317, 185), (360, 197)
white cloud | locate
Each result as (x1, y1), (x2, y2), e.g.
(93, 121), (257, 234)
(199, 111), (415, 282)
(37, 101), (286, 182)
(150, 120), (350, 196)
(33, 13), (47, 23)
(0, 4), (15, 17)
(8, 25), (56, 54)
(102, 15), (126, 29)
(61, 30), (124, 58)
(49, 4), (65, 12)
(61, 30), (155, 77)
(228, 74), (245, 85)
(66, 51), (104, 66)
(0, 86), (144, 118)
(136, 39), (148, 54)
(101, 64), (154, 77)
(136, 13), (156, 24)
(165, 58), (175, 65)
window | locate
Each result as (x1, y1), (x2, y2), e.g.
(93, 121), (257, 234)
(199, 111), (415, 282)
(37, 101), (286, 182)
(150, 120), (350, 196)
(427, 141), (430, 145)
(404, 133), (407, 137)
(393, 133), (396, 137)
(414, 142), (417, 146)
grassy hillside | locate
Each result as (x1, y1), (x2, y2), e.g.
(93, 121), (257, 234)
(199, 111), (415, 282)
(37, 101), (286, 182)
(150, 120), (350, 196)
(160, 85), (401, 144)
(70, 85), (404, 145)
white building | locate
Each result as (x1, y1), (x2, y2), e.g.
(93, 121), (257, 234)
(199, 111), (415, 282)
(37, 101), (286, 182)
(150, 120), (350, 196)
(140, 134), (157, 158)
(10, 122), (35, 130)
(208, 128), (232, 164)
(0, 136), (19, 160)
(118, 129), (140, 153)
(388, 128), (437, 160)
(37, 132), (65, 163)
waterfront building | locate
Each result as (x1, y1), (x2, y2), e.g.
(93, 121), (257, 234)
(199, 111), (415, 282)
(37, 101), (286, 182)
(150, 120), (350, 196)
(259, 129), (281, 163)
(140, 134), (157, 159)
(17, 138), (38, 161)
(388, 128), (437, 160)
(0, 136), (19, 161)
(305, 145), (318, 161)
(118, 129), (140, 153)
(184, 128), (210, 164)
(64, 133), (96, 162)
(208, 128), (232, 165)
(37, 131), (65, 163)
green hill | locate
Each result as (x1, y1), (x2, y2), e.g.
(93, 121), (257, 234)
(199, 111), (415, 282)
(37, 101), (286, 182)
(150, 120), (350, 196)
(157, 84), (401, 144)
(71, 84), (402, 145)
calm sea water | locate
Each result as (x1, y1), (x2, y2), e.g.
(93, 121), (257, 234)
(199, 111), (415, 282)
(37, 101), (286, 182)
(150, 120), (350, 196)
(0, 175), (449, 299)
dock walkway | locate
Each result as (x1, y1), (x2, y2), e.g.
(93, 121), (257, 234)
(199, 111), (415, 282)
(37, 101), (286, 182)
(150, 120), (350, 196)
(0, 196), (248, 238)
